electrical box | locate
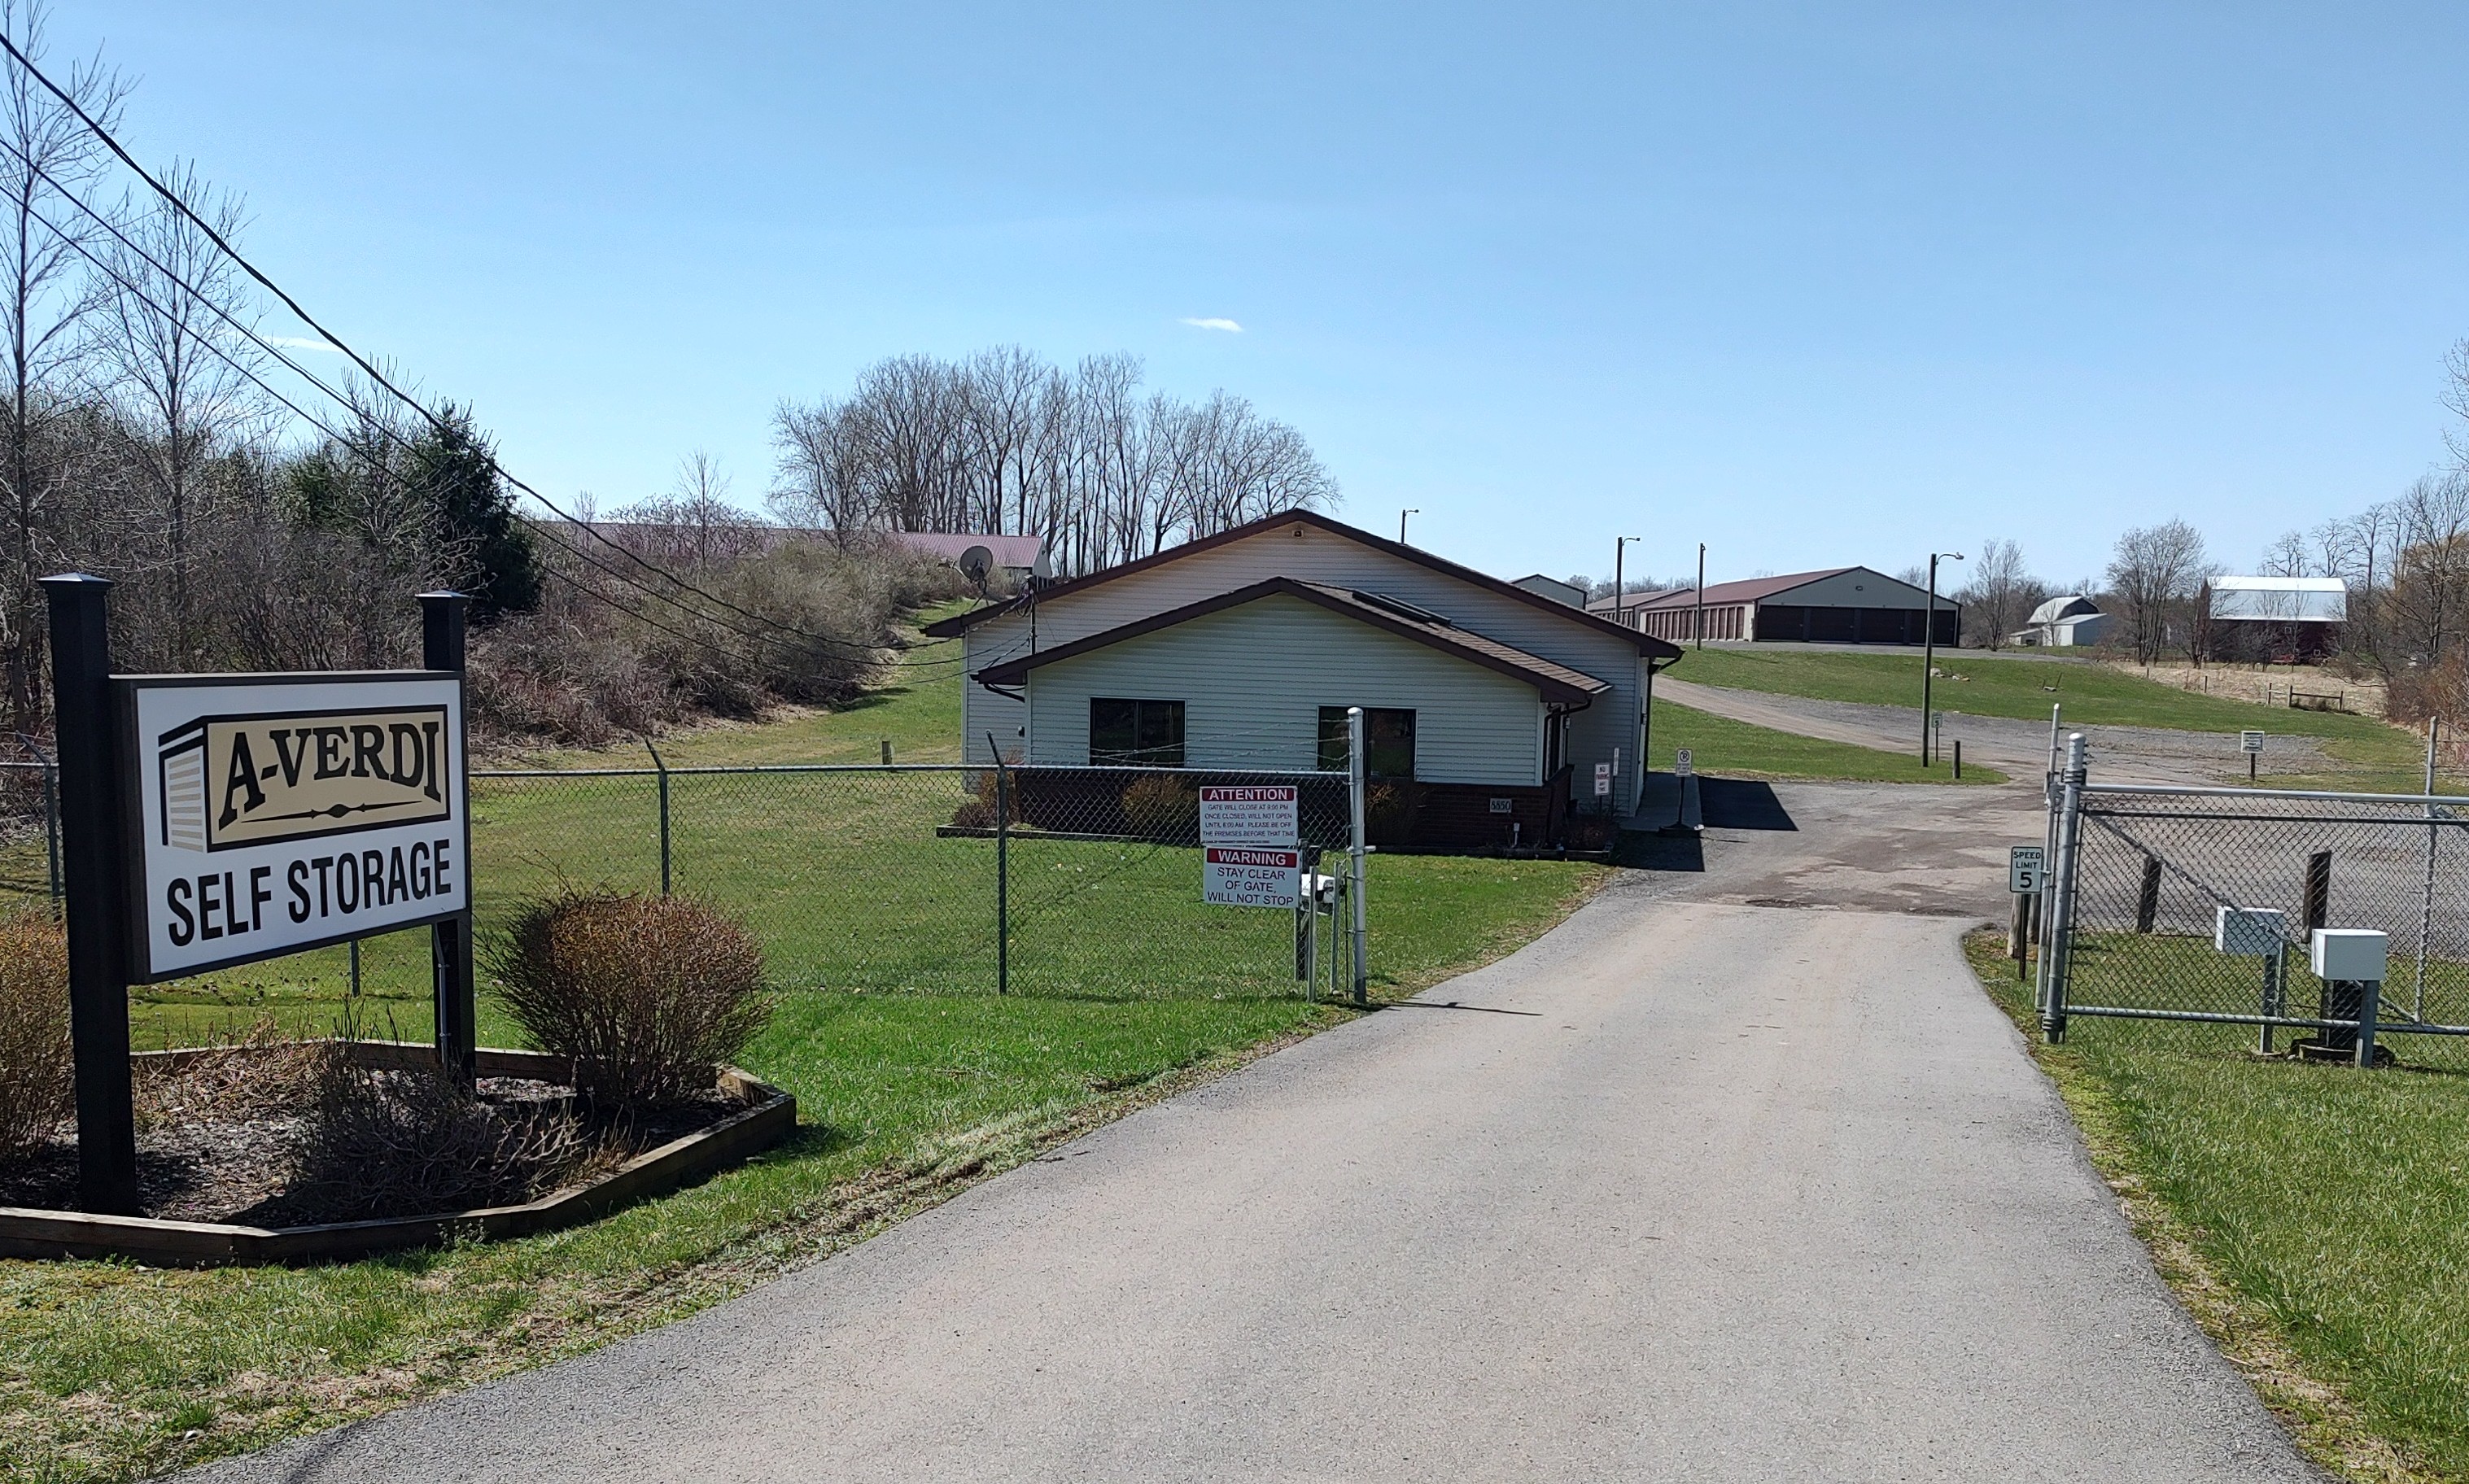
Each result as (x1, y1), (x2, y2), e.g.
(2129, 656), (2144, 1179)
(2310, 928), (2388, 983)
(2214, 906), (2285, 958)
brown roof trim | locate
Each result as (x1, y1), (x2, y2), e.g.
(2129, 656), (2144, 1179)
(972, 577), (1613, 705)
(1628, 565), (1958, 611)
(920, 508), (1683, 659)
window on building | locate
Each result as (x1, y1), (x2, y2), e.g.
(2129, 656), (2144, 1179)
(1090, 698), (1186, 766)
(1318, 707), (1416, 779)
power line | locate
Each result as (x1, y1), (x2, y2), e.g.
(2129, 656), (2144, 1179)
(0, 120), (967, 674)
(9, 182), (963, 689)
(0, 28), (946, 657)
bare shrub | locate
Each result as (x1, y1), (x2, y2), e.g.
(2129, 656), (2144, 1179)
(950, 766), (1021, 830)
(1121, 773), (1198, 839)
(133, 1017), (339, 1128)
(0, 914), (69, 1157)
(469, 536), (966, 749)
(293, 1062), (583, 1220)
(485, 892), (771, 1111)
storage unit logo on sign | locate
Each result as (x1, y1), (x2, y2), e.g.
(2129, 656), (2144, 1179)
(157, 705), (452, 853)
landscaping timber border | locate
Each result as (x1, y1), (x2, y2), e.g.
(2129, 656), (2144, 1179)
(0, 1044), (795, 1266)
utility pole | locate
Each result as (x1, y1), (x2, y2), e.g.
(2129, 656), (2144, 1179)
(1921, 552), (1964, 765)
(1614, 535), (1641, 628)
(1693, 543), (1706, 650)
(1400, 508), (1419, 545)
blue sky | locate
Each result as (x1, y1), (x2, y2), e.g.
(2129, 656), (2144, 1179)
(45, 1), (2469, 590)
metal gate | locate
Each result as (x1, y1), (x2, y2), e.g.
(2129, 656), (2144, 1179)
(2038, 735), (2469, 1068)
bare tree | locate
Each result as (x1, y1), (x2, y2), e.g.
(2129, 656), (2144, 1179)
(769, 347), (1338, 578)
(2261, 529), (2312, 578)
(1956, 538), (2043, 651)
(95, 161), (265, 662)
(2104, 519), (2212, 664)
(0, 0), (123, 730)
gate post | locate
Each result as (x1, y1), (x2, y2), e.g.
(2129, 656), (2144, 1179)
(2043, 733), (2089, 1044)
(42, 573), (138, 1213)
(1348, 706), (1369, 1008)
(421, 591), (477, 1086)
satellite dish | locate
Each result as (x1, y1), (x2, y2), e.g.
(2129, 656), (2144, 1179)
(959, 544), (995, 594)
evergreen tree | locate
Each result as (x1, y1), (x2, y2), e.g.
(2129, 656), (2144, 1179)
(411, 404), (540, 622)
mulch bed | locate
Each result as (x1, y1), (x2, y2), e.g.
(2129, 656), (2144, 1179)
(0, 1077), (741, 1226)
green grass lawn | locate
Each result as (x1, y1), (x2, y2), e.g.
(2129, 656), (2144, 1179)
(0, 607), (1615, 1482)
(1966, 932), (2469, 1482)
(1647, 696), (2005, 785)
(1670, 648), (2445, 792)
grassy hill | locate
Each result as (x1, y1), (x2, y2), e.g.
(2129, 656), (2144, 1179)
(1668, 647), (2444, 792)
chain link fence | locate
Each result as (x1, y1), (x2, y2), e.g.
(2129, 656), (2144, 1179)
(2042, 762), (2469, 1068)
(0, 749), (1368, 1003)
(456, 762), (1366, 1003)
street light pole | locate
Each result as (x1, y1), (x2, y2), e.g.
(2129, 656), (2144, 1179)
(1400, 508), (1420, 545)
(1614, 535), (1641, 628)
(1921, 551), (1964, 765)
(1693, 543), (1706, 650)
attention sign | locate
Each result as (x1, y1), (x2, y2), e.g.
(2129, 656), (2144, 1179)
(125, 674), (469, 981)
(1204, 845), (1301, 909)
(1200, 785), (1298, 847)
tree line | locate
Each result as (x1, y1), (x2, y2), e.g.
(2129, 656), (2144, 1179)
(768, 347), (1340, 578)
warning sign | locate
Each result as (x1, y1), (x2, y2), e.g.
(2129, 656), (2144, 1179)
(1200, 785), (1298, 846)
(1204, 845), (1301, 908)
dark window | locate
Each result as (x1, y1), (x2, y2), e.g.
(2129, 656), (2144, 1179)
(1318, 707), (1416, 779)
(1090, 698), (1185, 766)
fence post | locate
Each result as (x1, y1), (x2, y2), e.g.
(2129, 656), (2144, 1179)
(42, 573), (138, 1213)
(990, 734), (1009, 996)
(2135, 854), (2161, 933)
(1296, 845), (1317, 989)
(2034, 705), (2061, 1016)
(2304, 851), (2331, 939)
(2356, 976), (2382, 1069)
(2418, 718), (2439, 1020)
(2043, 732), (2088, 1043)
(19, 735), (59, 906)
(1348, 705), (1369, 1008)
(646, 739), (671, 898)
(420, 589), (477, 1089)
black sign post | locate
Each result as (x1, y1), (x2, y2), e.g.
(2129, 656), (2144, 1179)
(41, 573), (138, 1213)
(421, 591), (476, 1087)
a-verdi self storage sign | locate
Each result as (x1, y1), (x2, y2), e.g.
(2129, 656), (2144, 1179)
(124, 673), (468, 980)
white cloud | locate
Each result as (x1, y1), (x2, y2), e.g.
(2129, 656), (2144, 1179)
(1178, 316), (1243, 333)
(266, 334), (342, 352)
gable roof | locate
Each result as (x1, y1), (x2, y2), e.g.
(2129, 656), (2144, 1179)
(1628, 565), (1955, 610)
(1628, 568), (1858, 609)
(920, 508), (1682, 659)
(972, 577), (1614, 705)
(2027, 594), (2101, 625)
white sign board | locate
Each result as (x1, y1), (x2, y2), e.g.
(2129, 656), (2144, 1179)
(1593, 760), (1611, 797)
(1204, 845), (1300, 909)
(1199, 785), (1298, 846)
(1675, 749), (1694, 779)
(2240, 730), (2266, 753)
(2008, 845), (2045, 895)
(125, 674), (469, 981)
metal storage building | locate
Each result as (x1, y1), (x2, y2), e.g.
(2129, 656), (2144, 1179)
(1623, 567), (1960, 645)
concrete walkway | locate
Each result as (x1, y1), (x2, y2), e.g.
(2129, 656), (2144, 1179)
(192, 786), (2318, 1482)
